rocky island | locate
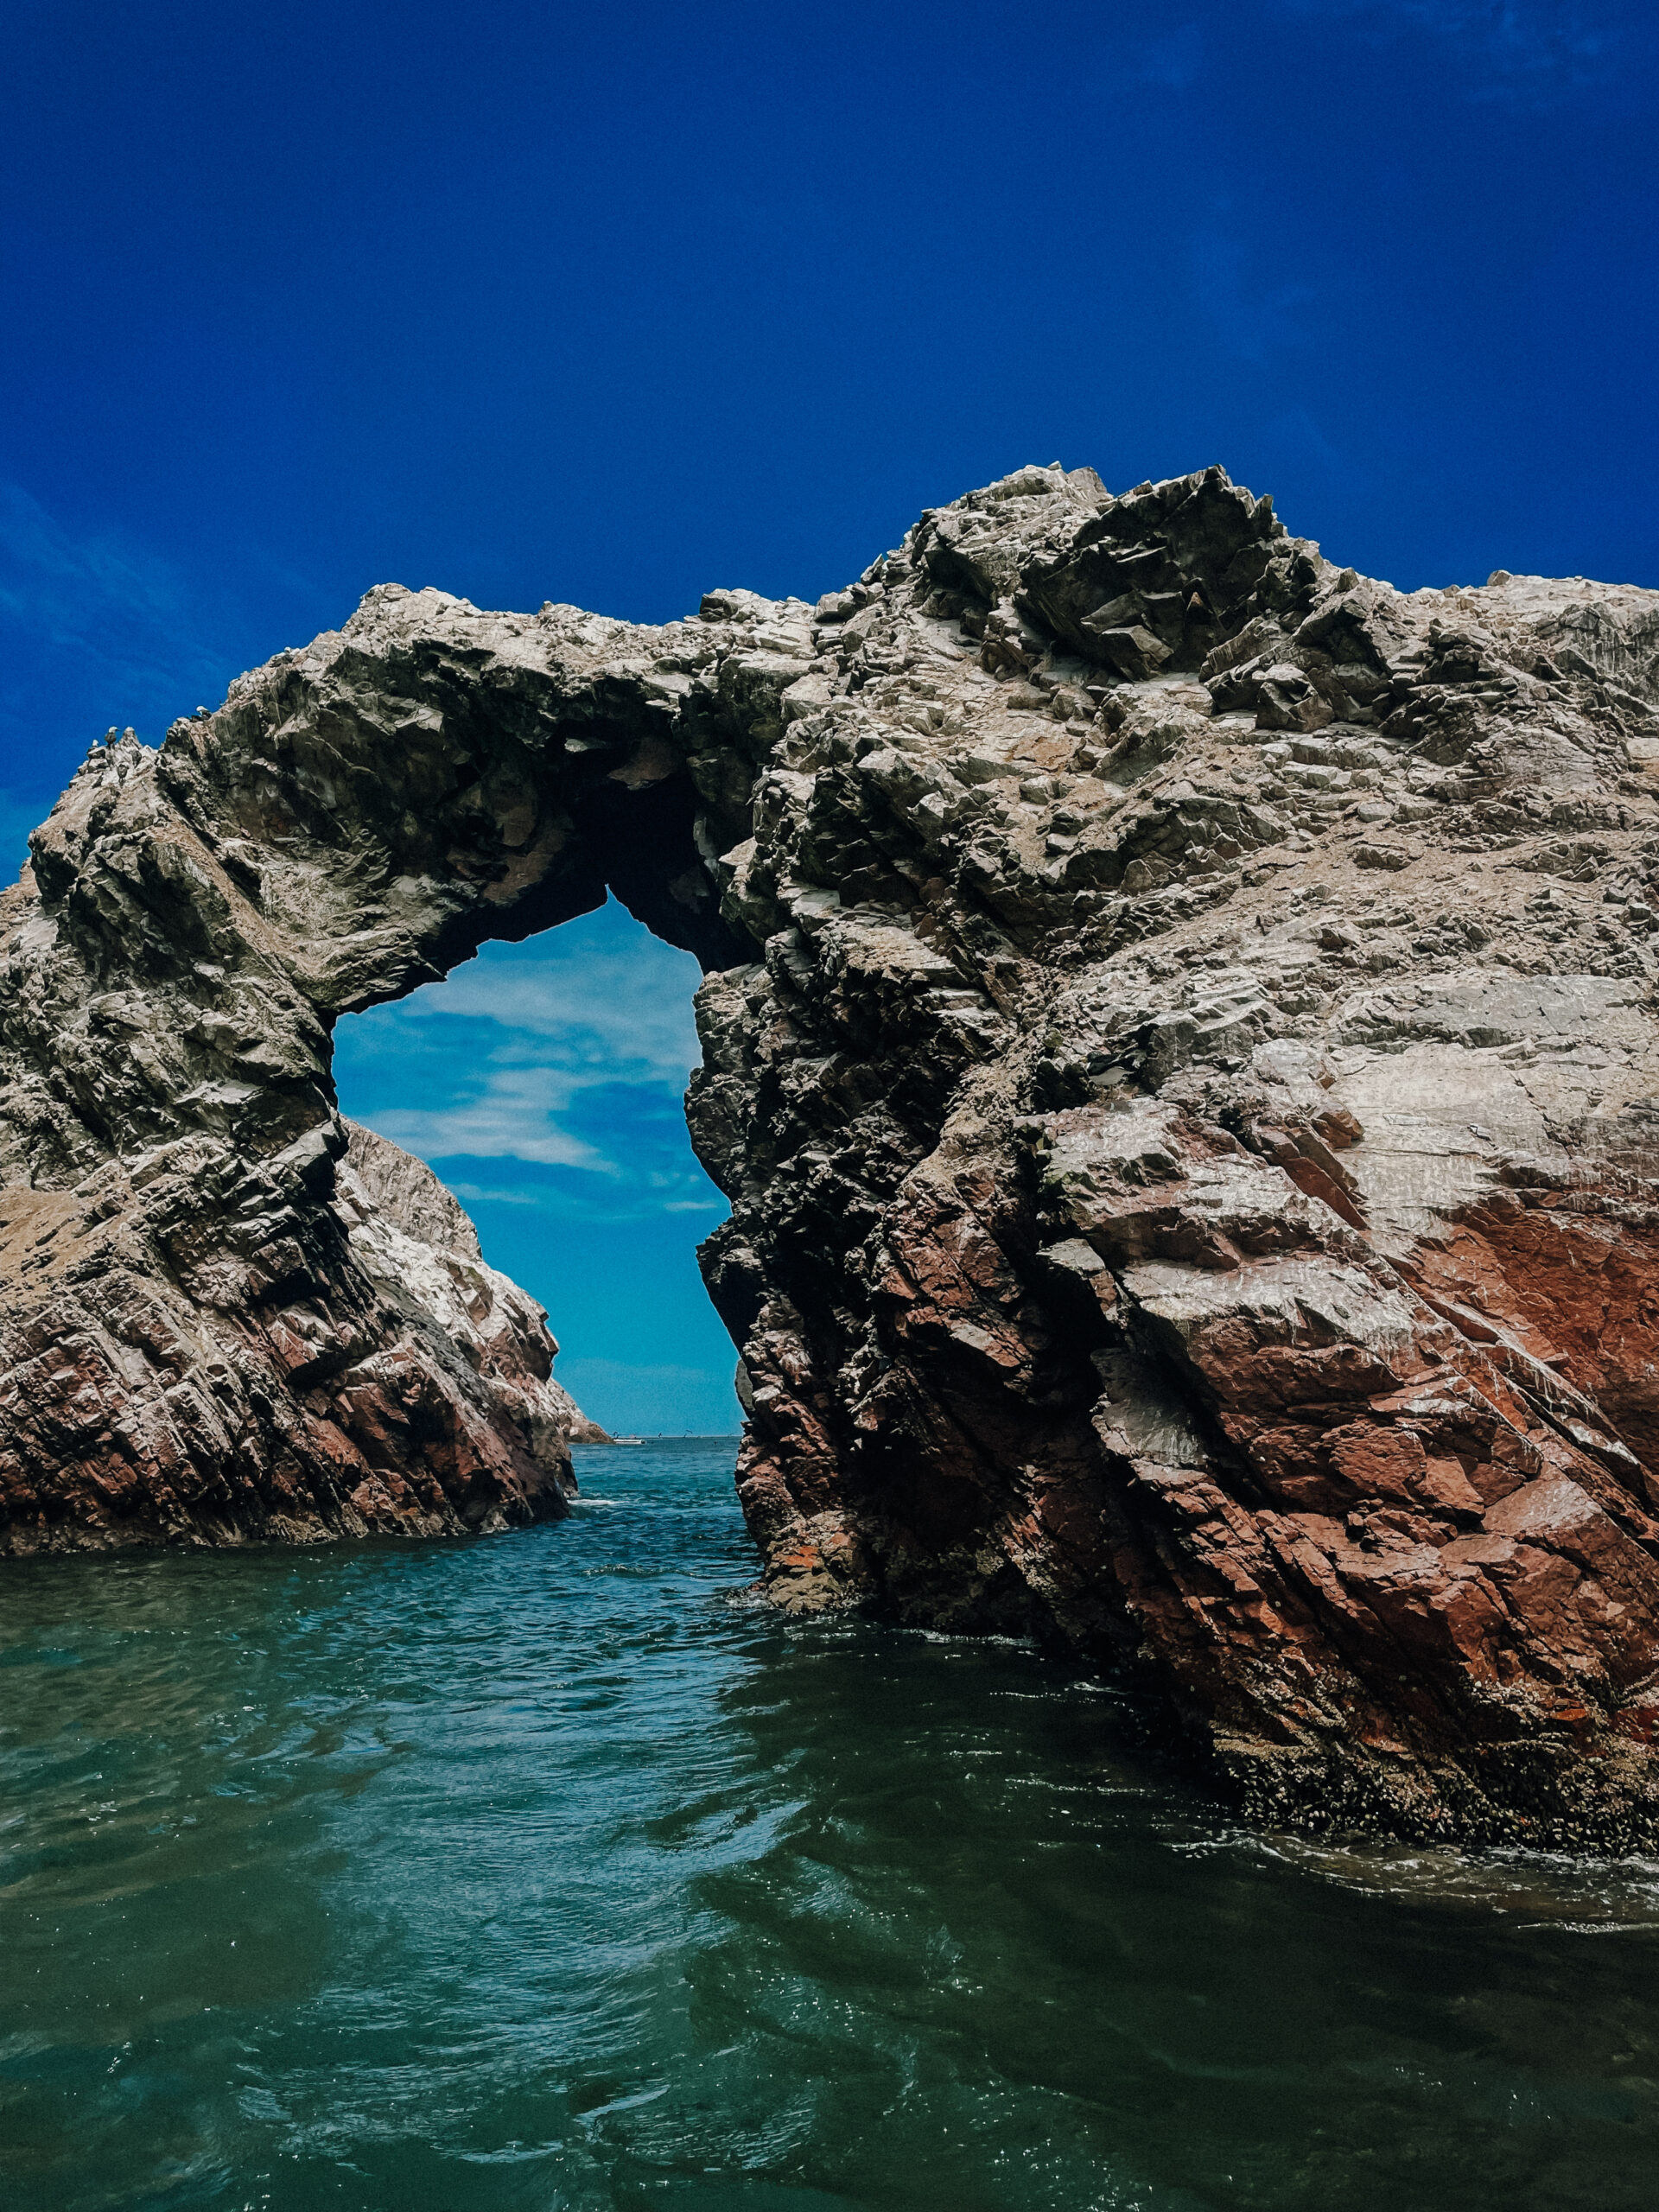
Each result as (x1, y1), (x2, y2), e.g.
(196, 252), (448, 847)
(5, 462), (1659, 1850)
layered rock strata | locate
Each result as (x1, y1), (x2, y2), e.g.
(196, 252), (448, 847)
(0, 1078), (601, 1546)
(6, 461), (1659, 1845)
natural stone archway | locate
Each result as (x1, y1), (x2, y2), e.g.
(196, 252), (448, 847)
(9, 461), (1659, 1848)
(0, 576), (772, 1549)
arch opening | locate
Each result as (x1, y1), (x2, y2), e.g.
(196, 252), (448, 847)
(331, 897), (743, 1439)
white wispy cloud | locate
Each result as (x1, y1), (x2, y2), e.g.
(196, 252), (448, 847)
(0, 482), (232, 741)
(0, 481), (185, 639)
(360, 1067), (610, 1168)
(445, 1180), (561, 1209)
(391, 918), (703, 1086)
(336, 902), (714, 1184)
(442, 1169), (723, 1219)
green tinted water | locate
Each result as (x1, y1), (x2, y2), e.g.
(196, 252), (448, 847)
(3, 1438), (1656, 2210)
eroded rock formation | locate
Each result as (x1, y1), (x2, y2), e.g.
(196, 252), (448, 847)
(0, 1085), (602, 1546)
(337, 1121), (610, 1452)
(7, 461), (1659, 1845)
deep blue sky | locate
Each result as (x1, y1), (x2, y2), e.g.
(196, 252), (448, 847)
(3, 0), (1656, 1426)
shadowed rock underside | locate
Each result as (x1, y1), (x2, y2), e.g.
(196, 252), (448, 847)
(7, 461), (1659, 1847)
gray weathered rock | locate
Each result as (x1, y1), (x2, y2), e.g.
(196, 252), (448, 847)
(8, 461), (1659, 1847)
(337, 1122), (610, 1452)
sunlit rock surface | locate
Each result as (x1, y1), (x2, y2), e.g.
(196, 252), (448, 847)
(337, 1121), (610, 1454)
(7, 461), (1659, 1845)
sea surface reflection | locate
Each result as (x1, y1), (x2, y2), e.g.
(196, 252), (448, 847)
(3, 1438), (1656, 2210)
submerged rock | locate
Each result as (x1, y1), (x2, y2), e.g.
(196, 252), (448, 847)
(7, 462), (1659, 1846)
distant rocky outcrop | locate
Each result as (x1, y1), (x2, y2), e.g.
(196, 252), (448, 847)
(7, 461), (1659, 1847)
(0, 1091), (602, 1548)
(338, 1122), (610, 1450)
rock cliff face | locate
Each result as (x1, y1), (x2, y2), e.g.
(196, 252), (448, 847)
(0, 1078), (602, 1548)
(337, 1122), (610, 1452)
(6, 461), (1659, 1846)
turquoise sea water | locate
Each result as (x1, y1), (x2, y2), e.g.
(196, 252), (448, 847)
(4, 1436), (1659, 2211)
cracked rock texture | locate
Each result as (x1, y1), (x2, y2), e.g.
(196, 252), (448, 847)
(8, 461), (1659, 1847)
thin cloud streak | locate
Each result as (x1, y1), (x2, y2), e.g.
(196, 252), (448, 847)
(393, 919), (704, 1084)
(0, 482), (186, 638)
(0, 481), (234, 747)
(359, 1067), (610, 1169)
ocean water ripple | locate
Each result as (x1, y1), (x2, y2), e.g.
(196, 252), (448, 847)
(3, 1439), (1657, 2210)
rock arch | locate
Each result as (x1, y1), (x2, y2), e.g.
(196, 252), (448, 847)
(0, 576), (797, 1550)
(8, 463), (1659, 1848)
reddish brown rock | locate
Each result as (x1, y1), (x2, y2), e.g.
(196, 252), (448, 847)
(7, 467), (1659, 1844)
